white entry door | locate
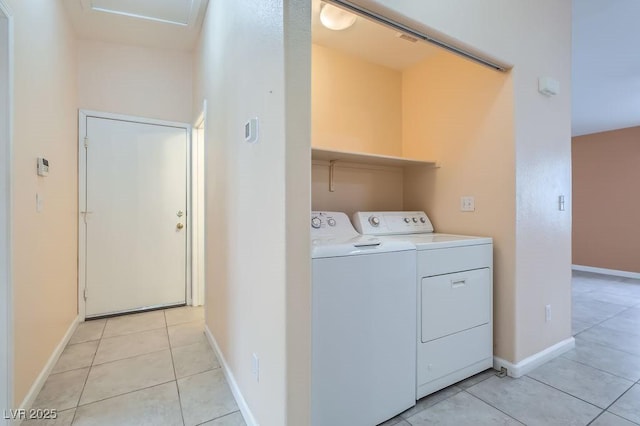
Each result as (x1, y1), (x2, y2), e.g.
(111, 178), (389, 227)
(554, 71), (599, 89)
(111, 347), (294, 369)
(83, 115), (188, 318)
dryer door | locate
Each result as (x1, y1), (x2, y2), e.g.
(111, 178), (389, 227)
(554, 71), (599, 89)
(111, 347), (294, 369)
(421, 267), (491, 342)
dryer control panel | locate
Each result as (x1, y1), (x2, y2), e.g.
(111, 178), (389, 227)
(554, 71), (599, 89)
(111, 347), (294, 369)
(353, 211), (434, 235)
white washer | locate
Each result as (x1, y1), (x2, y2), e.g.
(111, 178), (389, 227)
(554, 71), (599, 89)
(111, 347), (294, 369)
(353, 211), (494, 399)
(311, 211), (417, 426)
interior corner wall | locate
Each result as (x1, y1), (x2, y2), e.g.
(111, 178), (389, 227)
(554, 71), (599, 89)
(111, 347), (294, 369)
(354, 0), (572, 364)
(401, 51), (516, 361)
(7, 0), (79, 405)
(194, 0), (310, 424)
(572, 127), (640, 273)
(78, 40), (193, 123)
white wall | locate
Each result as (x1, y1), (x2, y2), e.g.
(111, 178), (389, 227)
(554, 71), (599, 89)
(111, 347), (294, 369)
(78, 40), (193, 123)
(0, 2), (11, 420)
(193, 1), (310, 425)
(352, 0), (572, 363)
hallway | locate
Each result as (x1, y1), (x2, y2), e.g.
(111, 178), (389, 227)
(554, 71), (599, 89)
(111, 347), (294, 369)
(27, 306), (245, 426)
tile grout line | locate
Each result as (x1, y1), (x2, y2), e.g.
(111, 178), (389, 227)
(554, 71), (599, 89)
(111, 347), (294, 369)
(72, 379), (178, 412)
(100, 324), (168, 341)
(595, 384), (639, 425)
(575, 332), (640, 358)
(70, 318), (107, 424)
(461, 389), (527, 425)
(87, 345), (172, 369)
(559, 352), (640, 383)
(525, 373), (629, 412)
(165, 311), (187, 426)
(195, 409), (243, 426)
(585, 411), (607, 426)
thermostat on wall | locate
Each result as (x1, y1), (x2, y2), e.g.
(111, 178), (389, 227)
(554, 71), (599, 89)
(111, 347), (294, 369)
(37, 157), (49, 177)
(244, 117), (259, 143)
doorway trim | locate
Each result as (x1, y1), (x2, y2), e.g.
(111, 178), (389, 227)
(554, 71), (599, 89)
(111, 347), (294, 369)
(0, 0), (13, 419)
(191, 100), (206, 307)
(77, 110), (193, 320)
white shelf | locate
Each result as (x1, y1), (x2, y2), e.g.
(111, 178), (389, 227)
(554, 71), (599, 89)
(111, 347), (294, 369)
(312, 147), (438, 168)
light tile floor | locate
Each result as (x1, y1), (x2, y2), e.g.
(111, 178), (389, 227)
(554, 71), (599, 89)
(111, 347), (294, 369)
(27, 306), (246, 426)
(29, 272), (640, 425)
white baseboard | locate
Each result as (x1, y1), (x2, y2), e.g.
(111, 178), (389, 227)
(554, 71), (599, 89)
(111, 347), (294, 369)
(493, 337), (575, 378)
(204, 325), (259, 426)
(16, 315), (80, 424)
(572, 264), (640, 280)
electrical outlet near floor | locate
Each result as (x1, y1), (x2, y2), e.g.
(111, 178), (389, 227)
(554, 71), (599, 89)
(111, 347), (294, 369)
(460, 196), (475, 212)
(252, 353), (260, 382)
(545, 304), (551, 322)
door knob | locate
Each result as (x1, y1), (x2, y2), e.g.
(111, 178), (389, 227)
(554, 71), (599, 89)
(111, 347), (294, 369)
(176, 223), (184, 230)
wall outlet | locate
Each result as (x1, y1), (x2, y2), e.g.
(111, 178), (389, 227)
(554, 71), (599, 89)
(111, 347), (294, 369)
(252, 353), (259, 382)
(460, 196), (475, 212)
(545, 304), (551, 322)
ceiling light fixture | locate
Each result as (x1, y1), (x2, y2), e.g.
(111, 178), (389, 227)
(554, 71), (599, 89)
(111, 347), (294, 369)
(320, 3), (356, 31)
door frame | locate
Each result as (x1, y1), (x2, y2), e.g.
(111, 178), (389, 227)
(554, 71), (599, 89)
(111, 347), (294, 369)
(0, 0), (13, 418)
(191, 100), (206, 307)
(78, 110), (193, 320)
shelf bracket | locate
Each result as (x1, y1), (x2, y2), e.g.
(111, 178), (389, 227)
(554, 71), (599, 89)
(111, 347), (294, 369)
(329, 160), (337, 192)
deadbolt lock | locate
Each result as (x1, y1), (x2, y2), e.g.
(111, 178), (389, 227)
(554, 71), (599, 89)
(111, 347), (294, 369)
(177, 210), (184, 217)
(176, 223), (184, 230)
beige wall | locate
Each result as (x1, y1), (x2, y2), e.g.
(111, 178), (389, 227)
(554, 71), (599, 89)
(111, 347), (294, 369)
(78, 40), (193, 123)
(7, 0), (78, 405)
(312, 43), (402, 156)
(312, 163), (403, 215)
(573, 127), (640, 273)
(194, 0), (310, 424)
(401, 51), (516, 360)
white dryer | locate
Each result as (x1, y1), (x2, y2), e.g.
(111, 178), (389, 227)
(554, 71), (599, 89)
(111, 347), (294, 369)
(353, 211), (494, 399)
(311, 211), (416, 426)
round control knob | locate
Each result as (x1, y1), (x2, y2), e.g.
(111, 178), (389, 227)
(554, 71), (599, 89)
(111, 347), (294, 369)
(369, 216), (380, 227)
(420, 217), (427, 223)
(311, 217), (321, 229)
(403, 217), (410, 223)
(412, 217), (418, 223)
(327, 218), (336, 227)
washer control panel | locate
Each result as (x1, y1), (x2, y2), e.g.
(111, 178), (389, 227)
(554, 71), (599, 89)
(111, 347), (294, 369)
(311, 211), (359, 237)
(353, 211), (434, 235)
